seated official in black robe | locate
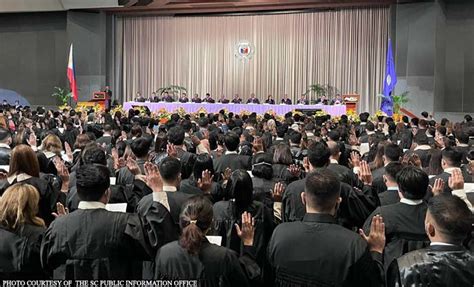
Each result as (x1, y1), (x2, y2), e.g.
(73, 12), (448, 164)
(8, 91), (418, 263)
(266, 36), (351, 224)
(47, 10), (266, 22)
(268, 170), (385, 287)
(363, 165), (430, 271)
(296, 96), (308, 105)
(218, 96), (230, 104)
(265, 96), (275, 105)
(192, 94), (202, 103)
(387, 194), (474, 287)
(247, 94), (260, 104)
(41, 164), (150, 279)
(231, 95), (242, 104)
(179, 95), (189, 103)
(281, 97), (292, 105)
(0, 183), (46, 279)
(211, 170), (275, 271)
(155, 197), (261, 286)
(203, 93), (215, 103)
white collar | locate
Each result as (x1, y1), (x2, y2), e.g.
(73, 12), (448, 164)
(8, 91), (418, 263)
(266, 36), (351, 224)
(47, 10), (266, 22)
(0, 143), (10, 149)
(366, 131), (375, 135)
(7, 173), (32, 184)
(329, 158), (339, 164)
(78, 201), (106, 210)
(430, 242), (455, 246)
(225, 151), (238, 155)
(457, 143), (469, 147)
(444, 167), (460, 174)
(386, 186), (399, 191)
(162, 185), (177, 192)
(275, 137), (284, 141)
(400, 198), (424, 206)
(43, 151), (56, 159)
(414, 145), (431, 151)
(102, 134), (112, 137)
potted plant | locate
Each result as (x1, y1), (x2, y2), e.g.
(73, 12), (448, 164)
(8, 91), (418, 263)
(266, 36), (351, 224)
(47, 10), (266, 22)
(156, 85), (187, 96)
(378, 91), (409, 121)
(52, 87), (72, 106)
(304, 84), (327, 98)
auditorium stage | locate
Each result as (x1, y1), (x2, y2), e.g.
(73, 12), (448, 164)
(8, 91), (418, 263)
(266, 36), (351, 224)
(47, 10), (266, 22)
(123, 102), (346, 116)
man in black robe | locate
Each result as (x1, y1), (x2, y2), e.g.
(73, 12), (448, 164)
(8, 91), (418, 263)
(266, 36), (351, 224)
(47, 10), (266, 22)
(378, 162), (404, 206)
(192, 93), (202, 103)
(296, 94), (309, 105)
(429, 147), (473, 194)
(363, 165), (430, 271)
(214, 132), (252, 173)
(372, 143), (402, 194)
(282, 141), (378, 229)
(246, 93), (260, 104)
(41, 164), (150, 279)
(203, 93), (215, 103)
(231, 94), (242, 104)
(387, 194), (474, 287)
(268, 169), (385, 286)
(179, 92), (189, 103)
(281, 94), (292, 105)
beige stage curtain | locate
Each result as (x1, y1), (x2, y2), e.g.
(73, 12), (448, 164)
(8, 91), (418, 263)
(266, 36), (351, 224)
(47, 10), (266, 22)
(118, 7), (389, 113)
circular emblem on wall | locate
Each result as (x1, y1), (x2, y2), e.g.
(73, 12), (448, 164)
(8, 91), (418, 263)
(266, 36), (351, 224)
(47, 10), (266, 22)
(235, 41), (254, 61)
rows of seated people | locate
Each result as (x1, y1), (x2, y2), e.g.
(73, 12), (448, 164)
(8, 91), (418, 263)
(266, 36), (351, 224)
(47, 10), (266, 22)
(0, 105), (472, 286)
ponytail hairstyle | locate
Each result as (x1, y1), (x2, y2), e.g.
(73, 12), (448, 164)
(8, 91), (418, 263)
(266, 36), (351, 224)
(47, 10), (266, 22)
(179, 196), (213, 255)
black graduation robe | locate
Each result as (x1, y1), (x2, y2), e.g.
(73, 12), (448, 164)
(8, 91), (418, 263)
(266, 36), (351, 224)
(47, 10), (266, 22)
(40, 208), (150, 279)
(155, 240), (261, 286)
(267, 213), (384, 287)
(0, 224), (46, 279)
(180, 175), (225, 203)
(363, 201), (430, 271)
(387, 245), (474, 287)
(211, 200), (275, 271)
(282, 174), (378, 230)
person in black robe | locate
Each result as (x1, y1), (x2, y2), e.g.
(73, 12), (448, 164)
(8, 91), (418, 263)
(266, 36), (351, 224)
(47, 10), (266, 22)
(296, 94), (309, 105)
(377, 162), (404, 206)
(192, 94), (202, 103)
(429, 147), (473, 194)
(231, 94), (242, 104)
(154, 196), (261, 286)
(0, 183), (46, 279)
(134, 92), (145, 102)
(363, 165), (431, 272)
(250, 153), (276, 209)
(268, 169), (385, 286)
(161, 92), (174, 102)
(387, 194), (474, 287)
(371, 143), (403, 194)
(203, 93), (215, 103)
(282, 142), (378, 230)
(179, 93), (189, 103)
(214, 132), (252, 173)
(265, 95), (275, 105)
(0, 144), (62, 226)
(280, 95), (292, 105)
(411, 133), (433, 168)
(211, 170), (275, 274)
(247, 93), (260, 104)
(180, 154), (225, 203)
(218, 95), (229, 103)
(41, 164), (150, 279)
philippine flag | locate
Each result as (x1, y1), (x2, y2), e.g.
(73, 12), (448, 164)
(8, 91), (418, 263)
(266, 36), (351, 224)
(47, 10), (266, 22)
(67, 44), (78, 102)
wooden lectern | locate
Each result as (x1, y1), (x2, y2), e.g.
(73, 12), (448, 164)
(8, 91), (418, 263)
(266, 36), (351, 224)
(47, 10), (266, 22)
(89, 92), (110, 109)
(343, 94), (360, 113)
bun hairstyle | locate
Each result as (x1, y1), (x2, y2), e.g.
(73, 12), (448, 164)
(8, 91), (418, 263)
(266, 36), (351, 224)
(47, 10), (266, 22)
(179, 196), (213, 255)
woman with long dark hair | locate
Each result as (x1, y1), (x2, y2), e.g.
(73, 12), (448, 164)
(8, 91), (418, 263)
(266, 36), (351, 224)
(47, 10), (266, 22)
(154, 196), (260, 286)
(251, 153), (275, 207)
(0, 145), (61, 225)
(212, 170), (274, 272)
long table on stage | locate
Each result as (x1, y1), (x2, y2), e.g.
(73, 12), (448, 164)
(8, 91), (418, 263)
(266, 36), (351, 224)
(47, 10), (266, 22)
(123, 102), (346, 116)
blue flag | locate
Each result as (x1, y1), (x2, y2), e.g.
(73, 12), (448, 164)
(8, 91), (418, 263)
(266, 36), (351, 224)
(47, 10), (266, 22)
(381, 39), (397, 116)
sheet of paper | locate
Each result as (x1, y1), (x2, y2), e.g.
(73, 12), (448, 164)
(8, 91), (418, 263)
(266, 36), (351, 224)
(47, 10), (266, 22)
(105, 203), (127, 213)
(110, 177), (116, 185)
(464, 183), (474, 193)
(0, 165), (9, 172)
(206, 236), (222, 246)
(360, 143), (370, 155)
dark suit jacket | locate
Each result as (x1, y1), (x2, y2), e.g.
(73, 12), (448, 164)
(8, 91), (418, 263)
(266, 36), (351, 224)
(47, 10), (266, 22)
(429, 169), (473, 194)
(378, 188), (400, 206)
